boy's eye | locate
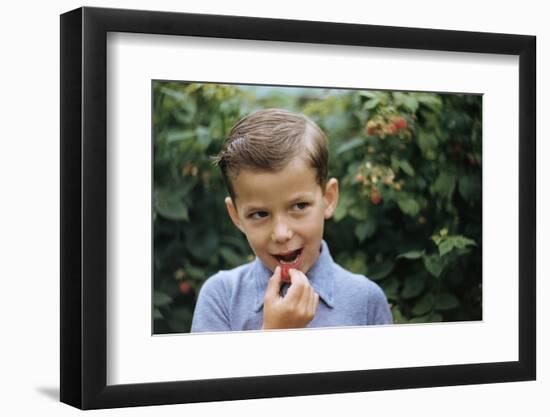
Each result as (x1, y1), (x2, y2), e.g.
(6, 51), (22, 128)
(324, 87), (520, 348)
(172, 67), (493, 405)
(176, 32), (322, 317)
(249, 211), (268, 219)
(294, 202), (309, 210)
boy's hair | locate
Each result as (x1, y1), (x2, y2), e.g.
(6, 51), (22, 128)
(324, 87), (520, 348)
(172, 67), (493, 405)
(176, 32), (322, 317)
(213, 108), (329, 202)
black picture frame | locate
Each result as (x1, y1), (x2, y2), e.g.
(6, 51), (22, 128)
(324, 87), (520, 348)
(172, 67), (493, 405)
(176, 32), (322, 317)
(60, 6), (536, 410)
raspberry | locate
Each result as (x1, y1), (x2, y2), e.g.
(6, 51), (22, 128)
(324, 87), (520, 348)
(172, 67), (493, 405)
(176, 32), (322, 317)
(178, 281), (192, 295)
(280, 264), (291, 283)
(394, 117), (407, 130)
(370, 188), (382, 205)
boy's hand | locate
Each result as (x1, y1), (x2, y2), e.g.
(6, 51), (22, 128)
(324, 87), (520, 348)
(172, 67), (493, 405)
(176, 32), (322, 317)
(262, 266), (319, 330)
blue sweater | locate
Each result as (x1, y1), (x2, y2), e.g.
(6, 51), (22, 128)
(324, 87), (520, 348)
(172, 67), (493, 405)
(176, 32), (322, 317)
(191, 240), (393, 332)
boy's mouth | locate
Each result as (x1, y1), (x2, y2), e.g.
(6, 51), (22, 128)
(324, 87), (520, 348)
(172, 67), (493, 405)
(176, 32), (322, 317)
(273, 248), (303, 269)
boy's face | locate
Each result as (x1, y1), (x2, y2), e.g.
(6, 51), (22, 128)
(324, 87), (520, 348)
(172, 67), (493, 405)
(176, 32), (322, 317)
(225, 157), (339, 276)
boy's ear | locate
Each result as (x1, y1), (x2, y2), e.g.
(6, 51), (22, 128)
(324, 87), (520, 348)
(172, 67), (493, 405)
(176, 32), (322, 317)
(323, 178), (339, 219)
(225, 196), (245, 233)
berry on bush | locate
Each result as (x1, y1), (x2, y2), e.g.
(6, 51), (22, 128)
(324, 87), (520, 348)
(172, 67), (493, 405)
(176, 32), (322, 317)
(370, 187), (382, 205)
(179, 281), (193, 295)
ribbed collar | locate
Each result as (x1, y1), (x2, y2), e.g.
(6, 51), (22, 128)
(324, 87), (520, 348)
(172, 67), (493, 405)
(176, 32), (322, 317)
(253, 240), (335, 312)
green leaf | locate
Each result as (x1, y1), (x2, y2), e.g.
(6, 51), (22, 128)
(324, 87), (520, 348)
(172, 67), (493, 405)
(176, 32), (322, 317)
(153, 291), (173, 307)
(220, 246), (242, 267)
(409, 312), (442, 323)
(390, 155), (400, 172)
(160, 278), (181, 300)
(167, 307), (193, 332)
(171, 307), (193, 321)
(342, 252), (368, 275)
(381, 277), (399, 301)
(367, 260), (394, 281)
(173, 105), (197, 124)
(186, 229), (220, 263)
(348, 204), (367, 221)
(220, 234), (249, 253)
(156, 200), (188, 221)
(394, 92), (419, 113)
(391, 306), (408, 324)
(153, 308), (164, 320)
(178, 177), (200, 197)
(408, 314), (430, 323)
(336, 137), (365, 155)
(333, 204), (347, 222)
(437, 235), (477, 256)
(355, 219), (376, 242)
(399, 160), (415, 176)
(363, 97), (380, 110)
(165, 130), (194, 143)
(397, 197), (420, 217)
(432, 172), (456, 200)
(453, 236), (477, 249)
(429, 313), (443, 322)
(154, 180), (198, 221)
(154, 189), (189, 221)
(412, 293), (434, 316)
(358, 91), (378, 100)
(438, 239), (455, 256)
(159, 86), (187, 103)
(333, 191), (352, 222)
(183, 263), (205, 280)
(435, 293), (460, 311)
(423, 254), (445, 278)
(458, 175), (481, 201)
(401, 274), (426, 299)
(397, 250), (425, 260)
(416, 130), (438, 160)
(196, 126), (212, 149)
(416, 94), (442, 112)
(402, 96), (419, 113)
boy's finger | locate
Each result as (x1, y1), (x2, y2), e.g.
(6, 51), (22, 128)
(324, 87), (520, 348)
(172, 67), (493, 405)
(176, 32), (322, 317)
(309, 291), (320, 316)
(284, 268), (308, 304)
(298, 283), (313, 310)
(265, 266), (282, 299)
(288, 268), (308, 284)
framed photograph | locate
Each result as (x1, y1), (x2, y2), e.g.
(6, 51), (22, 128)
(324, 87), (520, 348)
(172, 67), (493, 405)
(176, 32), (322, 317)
(60, 6), (536, 409)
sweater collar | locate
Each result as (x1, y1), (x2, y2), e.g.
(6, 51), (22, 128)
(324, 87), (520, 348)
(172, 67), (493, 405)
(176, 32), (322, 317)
(253, 240), (335, 312)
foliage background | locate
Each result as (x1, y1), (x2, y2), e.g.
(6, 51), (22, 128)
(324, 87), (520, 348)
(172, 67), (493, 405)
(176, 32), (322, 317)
(153, 81), (482, 334)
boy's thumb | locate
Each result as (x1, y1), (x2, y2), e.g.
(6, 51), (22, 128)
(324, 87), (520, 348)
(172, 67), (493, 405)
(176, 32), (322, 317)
(265, 266), (282, 299)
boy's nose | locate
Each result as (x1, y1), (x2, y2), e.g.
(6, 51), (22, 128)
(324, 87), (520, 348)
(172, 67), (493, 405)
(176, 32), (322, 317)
(271, 220), (293, 242)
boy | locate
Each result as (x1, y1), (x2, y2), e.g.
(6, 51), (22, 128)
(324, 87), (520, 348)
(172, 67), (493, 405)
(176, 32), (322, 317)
(191, 108), (392, 332)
